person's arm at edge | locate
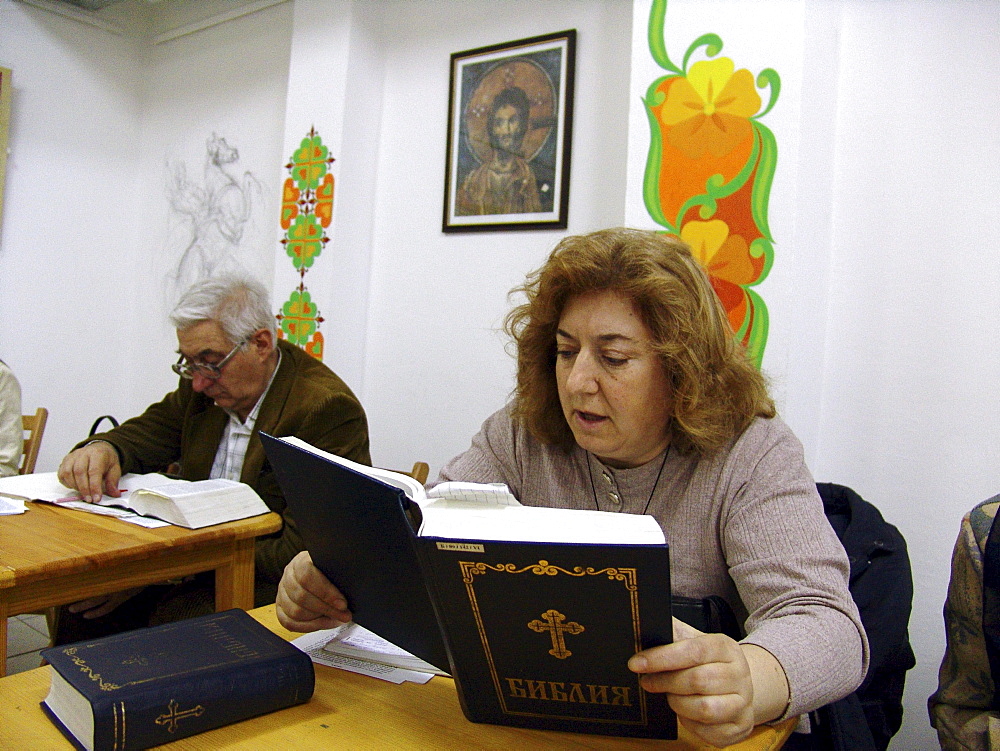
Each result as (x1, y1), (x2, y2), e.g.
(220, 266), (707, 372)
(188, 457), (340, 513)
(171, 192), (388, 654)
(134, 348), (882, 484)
(725, 420), (868, 718)
(0, 364), (22, 477)
(929, 505), (996, 750)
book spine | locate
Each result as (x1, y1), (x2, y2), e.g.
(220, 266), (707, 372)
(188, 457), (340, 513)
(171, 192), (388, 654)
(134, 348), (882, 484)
(408, 519), (460, 679)
(91, 649), (314, 750)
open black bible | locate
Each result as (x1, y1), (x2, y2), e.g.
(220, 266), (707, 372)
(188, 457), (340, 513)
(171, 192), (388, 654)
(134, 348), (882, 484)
(260, 432), (676, 740)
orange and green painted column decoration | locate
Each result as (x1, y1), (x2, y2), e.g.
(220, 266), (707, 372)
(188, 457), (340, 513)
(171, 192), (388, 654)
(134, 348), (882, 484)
(643, 0), (779, 367)
(276, 127), (334, 361)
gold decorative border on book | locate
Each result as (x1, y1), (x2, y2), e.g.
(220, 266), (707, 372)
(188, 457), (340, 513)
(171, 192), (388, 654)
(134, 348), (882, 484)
(62, 647), (122, 692)
(459, 559), (649, 725)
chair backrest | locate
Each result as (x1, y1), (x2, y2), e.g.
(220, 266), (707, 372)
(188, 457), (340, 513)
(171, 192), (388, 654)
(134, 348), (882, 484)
(400, 462), (429, 485)
(20, 407), (48, 474)
(814, 482), (915, 751)
(377, 462), (430, 485)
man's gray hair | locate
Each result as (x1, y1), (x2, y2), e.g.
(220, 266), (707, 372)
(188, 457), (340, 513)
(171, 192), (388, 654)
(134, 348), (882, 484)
(169, 273), (277, 344)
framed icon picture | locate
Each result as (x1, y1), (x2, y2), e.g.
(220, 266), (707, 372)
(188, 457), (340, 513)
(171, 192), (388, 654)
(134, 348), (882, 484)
(443, 30), (576, 233)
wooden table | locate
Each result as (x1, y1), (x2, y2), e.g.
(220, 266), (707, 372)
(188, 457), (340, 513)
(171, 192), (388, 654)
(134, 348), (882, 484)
(0, 604), (795, 750)
(0, 502), (281, 675)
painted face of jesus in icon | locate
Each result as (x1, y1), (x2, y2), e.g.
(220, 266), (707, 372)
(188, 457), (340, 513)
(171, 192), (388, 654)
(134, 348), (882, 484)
(455, 61), (557, 217)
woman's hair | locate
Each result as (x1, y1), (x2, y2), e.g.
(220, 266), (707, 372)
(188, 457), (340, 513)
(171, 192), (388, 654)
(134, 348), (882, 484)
(504, 227), (775, 456)
(169, 273), (276, 344)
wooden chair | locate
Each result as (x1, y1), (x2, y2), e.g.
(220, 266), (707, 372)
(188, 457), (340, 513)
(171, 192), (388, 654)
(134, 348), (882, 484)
(407, 462), (430, 484)
(16, 408), (52, 635)
(19, 407), (48, 474)
(383, 462), (430, 484)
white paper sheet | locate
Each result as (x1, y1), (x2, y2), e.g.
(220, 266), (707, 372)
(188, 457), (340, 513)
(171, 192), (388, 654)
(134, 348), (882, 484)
(291, 629), (435, 685)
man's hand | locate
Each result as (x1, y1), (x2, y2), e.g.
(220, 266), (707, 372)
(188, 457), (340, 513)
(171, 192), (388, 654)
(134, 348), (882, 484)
(67, 587), (145, 619)
(628, 618), (789, 748)
(57, 441), (122, 503)
(275, 551), (353, 632)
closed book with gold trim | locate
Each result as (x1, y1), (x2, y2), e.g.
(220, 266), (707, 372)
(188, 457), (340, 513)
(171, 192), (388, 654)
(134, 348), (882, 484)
(39, 609), (315, 751)
(421, 539), (674, 738)
(261, 432), (676, 740)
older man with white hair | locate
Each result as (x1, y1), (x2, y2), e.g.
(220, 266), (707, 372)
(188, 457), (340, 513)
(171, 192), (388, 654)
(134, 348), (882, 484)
(56, 272), (370, 642)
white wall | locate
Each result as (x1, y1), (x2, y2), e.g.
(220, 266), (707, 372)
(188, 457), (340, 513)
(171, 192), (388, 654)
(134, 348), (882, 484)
(0, 0), (145, 471)
(812, 4), (1000, 749)
(342, 0), (634, 473)
(4, 0), (999, 747)
(277, 0), (373, 399)
(265, 0), (632, 473)
(0, 0), (292, 473)
(625, 2), (1000, 748)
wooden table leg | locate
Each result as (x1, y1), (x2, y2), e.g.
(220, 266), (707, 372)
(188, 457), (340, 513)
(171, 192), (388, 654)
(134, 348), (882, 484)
(214, 538), (256, 611)
(0, 599), (9, 678)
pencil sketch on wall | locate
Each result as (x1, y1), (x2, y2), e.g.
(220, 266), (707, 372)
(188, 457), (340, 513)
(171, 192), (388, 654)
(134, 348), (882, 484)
(164, 133), (264, 302)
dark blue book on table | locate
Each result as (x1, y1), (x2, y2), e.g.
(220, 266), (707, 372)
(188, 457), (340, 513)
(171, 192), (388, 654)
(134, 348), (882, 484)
(260, 432), (676, 740)
(40, 608), (314, 751)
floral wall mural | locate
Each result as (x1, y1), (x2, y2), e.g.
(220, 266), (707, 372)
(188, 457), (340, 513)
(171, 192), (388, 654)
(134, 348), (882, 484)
(276, 127), (334, 360)
(642, 0), (779, 367)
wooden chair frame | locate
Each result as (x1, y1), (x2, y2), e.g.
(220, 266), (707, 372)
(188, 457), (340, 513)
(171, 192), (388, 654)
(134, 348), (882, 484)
(406, 462), (429, 485)
(380, 462), (430, 485)
(19, 407), (48, 475)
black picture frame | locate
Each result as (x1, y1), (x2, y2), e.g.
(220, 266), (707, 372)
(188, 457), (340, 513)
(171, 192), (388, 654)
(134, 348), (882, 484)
(443, 30), (576, 233)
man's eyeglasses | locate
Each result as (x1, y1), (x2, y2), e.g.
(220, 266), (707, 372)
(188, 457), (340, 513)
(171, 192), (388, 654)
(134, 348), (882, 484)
(172, 339), (248, 380)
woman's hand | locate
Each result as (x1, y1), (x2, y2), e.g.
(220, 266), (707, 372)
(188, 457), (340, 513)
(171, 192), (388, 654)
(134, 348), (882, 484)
(275, 551), (353, 632)
(628, 618), (789, 748)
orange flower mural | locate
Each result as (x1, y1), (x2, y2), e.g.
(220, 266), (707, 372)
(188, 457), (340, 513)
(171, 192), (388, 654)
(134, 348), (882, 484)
(285, 215), (324, 270)
(314, 173), (335, 228)
(280, 179), (300, 230)
(659, 59), (760, 161)
(681, 219), (768, 343)
(290, 133), (331, 189)
(643, 0), (778, 366)
(276, 126), (333, 360)
(683, 220), (753, 287)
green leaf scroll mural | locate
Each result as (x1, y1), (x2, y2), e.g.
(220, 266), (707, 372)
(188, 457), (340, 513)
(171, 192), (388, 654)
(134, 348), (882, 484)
(643, 0), (779, 368)
(276, 127), (332, 361)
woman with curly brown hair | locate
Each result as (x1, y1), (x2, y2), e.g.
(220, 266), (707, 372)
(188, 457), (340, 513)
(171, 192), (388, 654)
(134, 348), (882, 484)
(277, 228), (867, 747)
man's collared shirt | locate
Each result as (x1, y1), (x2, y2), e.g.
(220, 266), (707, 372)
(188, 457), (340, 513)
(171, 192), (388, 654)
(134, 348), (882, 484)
(209, 349), (282, 482)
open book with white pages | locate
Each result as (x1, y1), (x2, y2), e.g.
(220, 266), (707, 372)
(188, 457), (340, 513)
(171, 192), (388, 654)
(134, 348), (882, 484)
(275, 436), (664, 545)
(0, 471), (269, 529)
